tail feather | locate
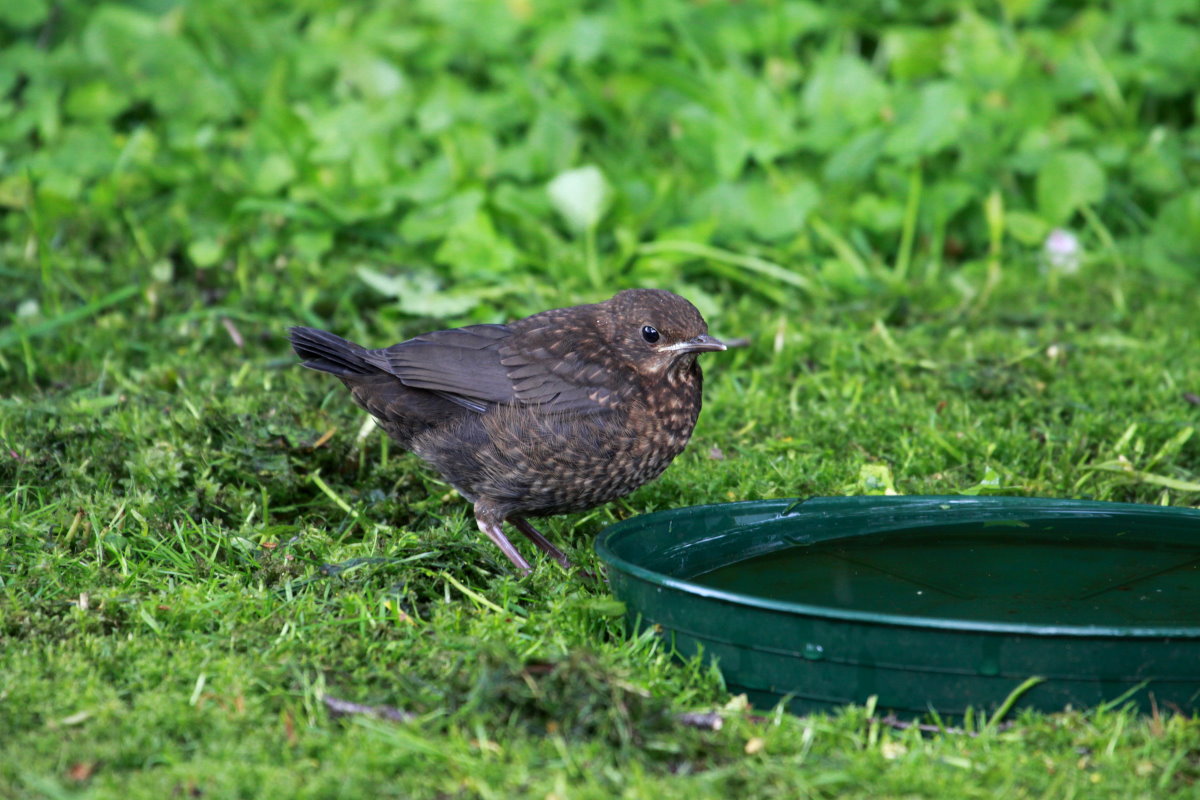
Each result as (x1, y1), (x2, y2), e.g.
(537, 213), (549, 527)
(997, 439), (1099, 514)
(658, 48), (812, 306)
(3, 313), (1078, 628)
(289, 326), (376, 377)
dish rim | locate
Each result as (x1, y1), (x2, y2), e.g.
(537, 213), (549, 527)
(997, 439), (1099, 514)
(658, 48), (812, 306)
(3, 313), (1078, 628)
(595, 495), (1200, 639)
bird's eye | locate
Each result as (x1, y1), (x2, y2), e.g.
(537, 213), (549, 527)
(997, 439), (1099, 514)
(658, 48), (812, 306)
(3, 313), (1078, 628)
(641, 325), (660, 343)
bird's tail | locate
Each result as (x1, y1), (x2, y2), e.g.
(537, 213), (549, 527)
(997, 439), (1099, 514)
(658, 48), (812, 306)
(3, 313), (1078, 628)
(288, 326), (377, 377)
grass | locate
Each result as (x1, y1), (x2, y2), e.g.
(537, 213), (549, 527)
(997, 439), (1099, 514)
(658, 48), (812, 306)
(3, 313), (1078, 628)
(3, 1), (1200, 797)
(3, 275), (1199, 797)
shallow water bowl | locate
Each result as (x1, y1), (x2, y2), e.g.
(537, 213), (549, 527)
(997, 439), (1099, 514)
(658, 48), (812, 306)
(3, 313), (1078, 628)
(595, 496), (1200, 717)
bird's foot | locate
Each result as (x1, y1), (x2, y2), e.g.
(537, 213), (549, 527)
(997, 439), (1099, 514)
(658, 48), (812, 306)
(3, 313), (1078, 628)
(475, 517), (532, 575)
(509, 517), (572, 570)
(511, 517), (603, 581)
(476, 505), (599, 578)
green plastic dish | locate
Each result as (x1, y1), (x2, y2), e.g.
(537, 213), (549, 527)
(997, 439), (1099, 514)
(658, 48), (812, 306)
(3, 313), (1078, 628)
(595, 496), (1200, 717)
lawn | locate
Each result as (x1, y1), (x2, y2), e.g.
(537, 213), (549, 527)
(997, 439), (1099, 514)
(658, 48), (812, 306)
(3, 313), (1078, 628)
(2, 1), (1200, 797)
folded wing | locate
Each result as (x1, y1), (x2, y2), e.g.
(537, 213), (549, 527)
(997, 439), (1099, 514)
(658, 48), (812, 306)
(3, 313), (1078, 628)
(365, 322), (622, 414)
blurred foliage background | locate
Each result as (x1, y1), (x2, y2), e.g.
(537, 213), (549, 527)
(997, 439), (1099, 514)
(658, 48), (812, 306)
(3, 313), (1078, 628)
(2, 0), (1199, 387)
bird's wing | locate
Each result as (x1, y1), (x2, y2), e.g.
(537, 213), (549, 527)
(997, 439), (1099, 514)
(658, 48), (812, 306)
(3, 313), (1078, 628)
(366, 321), (623, 414)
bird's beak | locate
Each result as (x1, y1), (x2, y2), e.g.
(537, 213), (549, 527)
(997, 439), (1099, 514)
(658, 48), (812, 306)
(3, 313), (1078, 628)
(660, 334), (728, 354)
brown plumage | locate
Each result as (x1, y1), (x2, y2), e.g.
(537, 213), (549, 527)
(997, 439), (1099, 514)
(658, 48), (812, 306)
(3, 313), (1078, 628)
(289, 289), (726, 573)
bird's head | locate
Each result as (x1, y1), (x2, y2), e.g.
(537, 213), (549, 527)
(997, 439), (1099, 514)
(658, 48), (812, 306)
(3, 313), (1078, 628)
(598, 289), (726, 377)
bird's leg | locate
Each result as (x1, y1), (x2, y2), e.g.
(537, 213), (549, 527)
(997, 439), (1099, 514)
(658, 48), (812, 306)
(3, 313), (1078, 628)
(474, 502), (531, 574)
(510, 517), (572, 570)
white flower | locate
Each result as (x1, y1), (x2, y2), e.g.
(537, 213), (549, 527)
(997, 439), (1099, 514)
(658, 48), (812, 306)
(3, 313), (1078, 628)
(1042, 228), (1082, 275)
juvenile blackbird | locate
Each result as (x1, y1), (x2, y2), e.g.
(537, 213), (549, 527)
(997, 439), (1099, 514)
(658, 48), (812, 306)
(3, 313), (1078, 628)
(289, 289), (726, 573)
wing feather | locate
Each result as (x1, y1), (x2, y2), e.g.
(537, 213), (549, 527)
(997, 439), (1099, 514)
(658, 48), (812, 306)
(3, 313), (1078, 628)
(363, 320), (628, 414)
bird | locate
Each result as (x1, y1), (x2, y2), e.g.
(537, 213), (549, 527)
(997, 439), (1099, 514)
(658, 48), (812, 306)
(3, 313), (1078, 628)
(288, 288), (726, 574)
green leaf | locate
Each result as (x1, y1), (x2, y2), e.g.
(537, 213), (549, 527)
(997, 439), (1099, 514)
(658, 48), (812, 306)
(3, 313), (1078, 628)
(291, 230), (333, 260)
(565, 597), (627, 618)
(1130, 138), (1185, 196)
(851, 193), (905, 234)
(253, 154), (297, 195)
(884, 82), (970, 160)
(1005, 210), (1050, 246)
(400, 190), (484, 243)
(547, 165), (611, 233)
(63, 81), (126, 121)
(691, 179), (819, 242)
(356, 267), (485, 317)
(0, 0), (49, 28)
(801, 54), (889, 151)
(81, 5), (237, 122)
(960, 467), (1022, 496)
(997, 0), (1045, 19)
(499, 108), (580, 180)
(338, 55), (408, 101)
(434, 211), (519, 276)
(1151, 189), (1200, 257)
(858, 464), (899, 496)
(187, 239), (224, 268)
(1133, 21), (1200, 94)
(943, 11), (1021, 90)
(711, 120), (751, 181)
(882, 27), (946, 81)
(824, 129), (886, 183)
(925, 180), (977, 225)
(1036, 151), (1106, 225)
